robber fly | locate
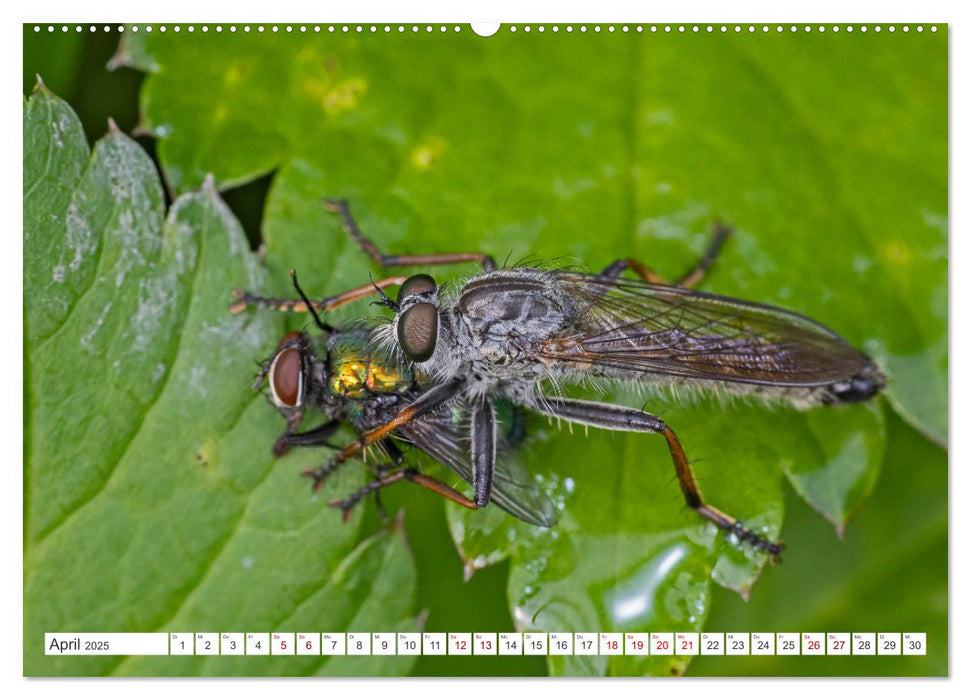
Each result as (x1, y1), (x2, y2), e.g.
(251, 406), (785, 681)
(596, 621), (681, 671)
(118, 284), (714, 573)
(257, 200), (886, 558)
(235, 272), (556, 527)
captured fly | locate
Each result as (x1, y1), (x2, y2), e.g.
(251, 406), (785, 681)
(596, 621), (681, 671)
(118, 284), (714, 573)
(243, 200), (886, 557)
(236, 272), (556, 527)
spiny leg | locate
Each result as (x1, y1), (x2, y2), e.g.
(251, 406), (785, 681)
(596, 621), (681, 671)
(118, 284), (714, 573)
(330, 468), (478, 522)
(530, 395), (783, 558)
(324, 198), (497, 272)
(598, 223), (733, 289)
(231, 276), (407, 315)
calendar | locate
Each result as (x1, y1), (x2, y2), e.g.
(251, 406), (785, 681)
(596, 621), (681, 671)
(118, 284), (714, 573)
(44, 632), (928, 657)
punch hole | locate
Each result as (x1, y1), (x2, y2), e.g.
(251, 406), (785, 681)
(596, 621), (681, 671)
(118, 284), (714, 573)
(174, 26), (181, 33)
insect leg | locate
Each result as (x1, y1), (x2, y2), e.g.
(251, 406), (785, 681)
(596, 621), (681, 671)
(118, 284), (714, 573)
(274, 419), (342, 457)
(329, 468), (478, 521)
(380, 438), (406, 467)
(325, 199), (497, 272)
(598, 223), (732, 289)
(470, 396), (497, 508)
(231, 276), (408, 314)
(530, 396), (783, 558)
(304, 378), (465, 490)
(675, 223), (732, 288)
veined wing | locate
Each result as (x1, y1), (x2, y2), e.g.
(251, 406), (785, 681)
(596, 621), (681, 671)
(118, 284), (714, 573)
(398, 406), (558, 528)
(541, 271), (877, 388)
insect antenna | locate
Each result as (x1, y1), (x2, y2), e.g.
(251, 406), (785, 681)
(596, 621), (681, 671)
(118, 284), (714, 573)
(368, 273), (400, 312)
(289, 269), (335, 333)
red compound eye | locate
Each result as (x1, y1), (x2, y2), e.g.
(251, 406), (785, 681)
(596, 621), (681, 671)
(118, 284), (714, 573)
(269, 346), (303, 407)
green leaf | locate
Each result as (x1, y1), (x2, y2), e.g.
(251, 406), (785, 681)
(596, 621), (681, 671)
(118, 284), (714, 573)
(106, 28), (943, 676)
(23, 89), (418, 676)
(691, 407), (947, 676)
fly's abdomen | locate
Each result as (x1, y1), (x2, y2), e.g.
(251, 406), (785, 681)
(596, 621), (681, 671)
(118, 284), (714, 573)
(329, 352), (411, 399)
(823, 361), (887, 404)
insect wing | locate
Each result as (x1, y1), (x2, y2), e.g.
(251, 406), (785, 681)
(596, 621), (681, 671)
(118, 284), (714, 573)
(542, 272), (873, 387)
(399, 409), (558, 528)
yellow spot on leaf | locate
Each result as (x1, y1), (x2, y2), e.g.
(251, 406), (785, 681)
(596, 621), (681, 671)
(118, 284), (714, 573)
(883, 240), (911, 265)
(411, 139), (446, 170)
(323, 78), (367, 116)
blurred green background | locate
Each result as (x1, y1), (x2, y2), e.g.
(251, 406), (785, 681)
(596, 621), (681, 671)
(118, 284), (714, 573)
(23, 24), (947, 677)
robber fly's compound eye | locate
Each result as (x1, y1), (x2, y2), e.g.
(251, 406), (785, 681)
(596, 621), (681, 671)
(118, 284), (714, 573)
(397, 302), (439, 362)
(398, 273), (437, 302)
(268, 333), (304, 408)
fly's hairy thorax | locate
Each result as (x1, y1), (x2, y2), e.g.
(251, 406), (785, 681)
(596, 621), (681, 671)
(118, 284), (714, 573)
(447, 269), (574, 385)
